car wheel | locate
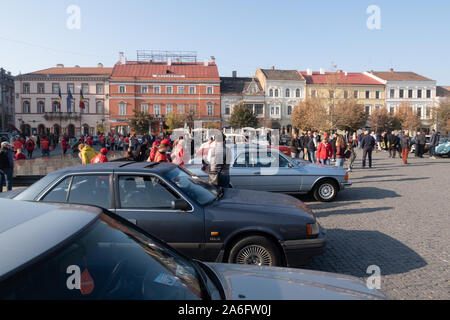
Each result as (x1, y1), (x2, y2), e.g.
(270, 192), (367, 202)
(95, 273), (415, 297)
(228, 236), (281, 267)
(313, 179), (338, 202)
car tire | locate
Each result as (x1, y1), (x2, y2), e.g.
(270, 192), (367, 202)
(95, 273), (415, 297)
(313, 179), (338, 202)
(228, 236), (281, 267)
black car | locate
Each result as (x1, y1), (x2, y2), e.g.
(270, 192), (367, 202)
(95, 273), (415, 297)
(0, 199), (384, 300)
(4, 162), (326, 267)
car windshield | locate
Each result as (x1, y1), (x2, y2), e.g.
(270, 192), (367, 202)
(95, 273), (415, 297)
(165, 167), (217, 205)
(0, 212), (212, 300)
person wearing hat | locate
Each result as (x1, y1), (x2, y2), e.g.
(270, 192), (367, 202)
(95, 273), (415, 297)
(154, 142), (170, 163)
(78, 143), (99, 165)
(0, 142), (14, 192)
(91, 148), (109, 164)
(147, 139), (161, 162)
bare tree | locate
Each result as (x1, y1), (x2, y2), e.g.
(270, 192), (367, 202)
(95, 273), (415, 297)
(291, 98), (329, 131)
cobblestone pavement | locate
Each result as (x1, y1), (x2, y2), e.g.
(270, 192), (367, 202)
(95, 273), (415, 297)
(301, 150), (450, 300)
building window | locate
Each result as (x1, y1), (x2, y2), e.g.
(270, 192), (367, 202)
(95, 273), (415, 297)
(119, 86), (126, 94)
(224, 105), (231, 115)
(207, 103), (214, 116)
(177, 86), (185, 94)
(417, 107), (422, 118)
(399, 89), (404, 98)
(270, 105), (280, 116)
(206, 86), (213, 94)
(154, 86), (160, 94)
(365, 105), (371, 115)
(177, 104), (185, 114)
(390, 89), (395, 99)
(408, 89), (413, 98)
(354, 90), (358, 99)
(23, 83), (30, 94)
(365, 91), (370, 99)
(96, 84), (103, 94)
(52, 83), (60, 94)
(38, 83), (45, 94)
(119, 102), (127, 115)
(426, 90), (431, 98)
(166, 86), (173, 94)
(255, 104), (264, 115)
(390, 106), (395, 114)
(274, 89), (279, 97)
(82, 101), (89, 113)
(329, 90), (334, 99)
(376, 91), (380, 99)
(426, 107), (430, 118)
(141, 103), (148, 114)
(141, 86), (148, 94)
(53, 101), (59, 112)
(189, 86), (196, 94)
(23, 101), (31, 113)
(417, 89), (422, 98)
(67, 83), (74, 94)
(285, 88), (290, 98)
(81, 83), (89, 94)
(287, 105), (293, 115)
(96, 101), (104, 114)
(269, 89), (273, 97)
(189, 104), (197, 114)
(37, 101), (45, 113)
(343, 90), (348, 99)
(154, 104), (161, 116)
(296, 88), (300, 98)
(166, 104), (173, 114)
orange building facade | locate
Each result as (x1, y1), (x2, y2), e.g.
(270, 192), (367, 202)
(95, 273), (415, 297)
(109, 59), (221, 136)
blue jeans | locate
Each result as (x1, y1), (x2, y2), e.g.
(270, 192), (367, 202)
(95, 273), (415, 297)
(308, 151), (316, 163)
(319, 159), (330, 165)
(0, 168), (13, 192)
(429, 146), (435, 157)
(335, 158), (345, 167)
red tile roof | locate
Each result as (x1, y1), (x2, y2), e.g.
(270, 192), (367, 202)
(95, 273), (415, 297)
(368, 71), (433, 81)
(111, 61), (220, 79)
(30, 67), (112, 76)
(437, 86), (450, 97)
(300, 71), (384, 85)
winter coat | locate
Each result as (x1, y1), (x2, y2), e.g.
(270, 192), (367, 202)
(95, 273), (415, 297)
(80, 145), (98, 164)
(91, 153), (108, 164)
(361, 135), (375, 150)
(317, 142), (333, 160)
(154, 151), (170, 163)
(400, 136), (412, 149)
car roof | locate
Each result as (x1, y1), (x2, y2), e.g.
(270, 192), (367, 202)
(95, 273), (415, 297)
(0, 199), (102, 280)
(51, 161), (177, 176)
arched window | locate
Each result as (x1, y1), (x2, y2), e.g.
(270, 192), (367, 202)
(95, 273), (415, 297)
(296, 88), (301, 98)
(274, 89), (279, 97)
(23, 101), (30, 113)
(269, 89), (273, 97)
(287, 105), (293, 115)
(286, 88), (290, 98)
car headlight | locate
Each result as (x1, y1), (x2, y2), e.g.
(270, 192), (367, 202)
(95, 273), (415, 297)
(307, 222), (320, 236)
(345, 172), (349, 181)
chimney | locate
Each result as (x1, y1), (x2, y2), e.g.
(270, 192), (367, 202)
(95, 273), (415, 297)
(389, 68), (394, 73)
(167, 58), (172, 66)
(98, 63), (103, 68)
(344, 71), (348, 76)
(119, 52), (126, 65)
(210, 56), (216, 64)
(306, 68), (312, 75)
(232, 71), (237, 78)
(56, 64), (64, 68)
(337, 69), (342, 73)
(204, 58), (209, 66)
(319, 68), (325, 75)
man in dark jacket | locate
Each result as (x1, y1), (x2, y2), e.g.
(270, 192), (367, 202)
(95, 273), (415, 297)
(298, 132), (306, 160)
(429, 129), (439, 159)
(305, 131), (316, 163)
(360, 130), (375, 168)
(0, 142), (14, 192)
(415, 131), (426, 158)
(400, 131), (412, 164)
(388, 131), (400, 158)
(290, 133), (301, 159)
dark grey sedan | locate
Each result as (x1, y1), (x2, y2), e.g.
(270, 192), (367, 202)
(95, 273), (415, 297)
(4, 162), (326, 267)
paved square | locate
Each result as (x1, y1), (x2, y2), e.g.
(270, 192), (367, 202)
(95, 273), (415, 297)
(302, 150), (450, 299)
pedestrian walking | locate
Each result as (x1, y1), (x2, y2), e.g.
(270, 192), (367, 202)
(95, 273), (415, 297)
(347, 133), (358, 172)
(290, 133), (301, 159)
(335, 134), (346, 167)
(171, 136), (187, 166)
(388, 131), (400, 158)
(41, 137), (50, 157)
(400, 131), (412, 164)
(25, 137), (35, 159)
(317, 136), (333, 165)
(206, 133), (232, 188)
(361, 130), (376, 168)
(429, 129), (439, 159)
(415, 131), (426, 158)
(0, 142), (14, 193)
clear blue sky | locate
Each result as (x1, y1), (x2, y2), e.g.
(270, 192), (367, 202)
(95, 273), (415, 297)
(1, 0), (449, 84)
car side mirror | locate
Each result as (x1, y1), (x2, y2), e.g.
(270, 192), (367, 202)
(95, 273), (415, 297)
(171, 199), (191, 211)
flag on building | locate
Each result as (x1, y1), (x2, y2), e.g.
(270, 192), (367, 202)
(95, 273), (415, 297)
(58, 88), (62, 110)
(67, 90), (73, 112)
(79, 89), (85, 110)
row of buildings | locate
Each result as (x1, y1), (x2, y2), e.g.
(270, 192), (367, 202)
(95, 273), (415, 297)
(2, 52), (448, 137)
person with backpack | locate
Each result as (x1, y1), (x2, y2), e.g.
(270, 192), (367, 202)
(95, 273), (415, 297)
(25, 137), (35, 159)
(0, 142), (14, 192)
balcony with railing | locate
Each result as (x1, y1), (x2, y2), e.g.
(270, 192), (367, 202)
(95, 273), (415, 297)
(43, 112), (81, 121)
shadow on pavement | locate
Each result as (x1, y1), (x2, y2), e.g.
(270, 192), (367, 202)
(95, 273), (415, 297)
(352, 177), (430, 184)
(315, 206), (394, 218)
(337, 187), (401, 201)
(304, 229), (427, 277)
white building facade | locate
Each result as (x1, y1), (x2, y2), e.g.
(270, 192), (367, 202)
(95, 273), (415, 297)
(365, 70), (436, 131)
(255, 68), (306, 133)
(14, 64), (112, 137)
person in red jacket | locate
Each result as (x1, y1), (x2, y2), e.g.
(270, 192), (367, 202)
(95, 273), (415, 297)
(154, 143), (170, 163)
(14, 149), (26, 160)
(316, 136), (333, 165)
(41, 138), (50, 157)
(91, 148), (109, 163)
(147, 140), (161, 162)
(25, 138), (35, 159)
(61, 138), (69, 155)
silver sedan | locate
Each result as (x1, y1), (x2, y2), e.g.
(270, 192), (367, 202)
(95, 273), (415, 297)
(186, 148), (351, 202)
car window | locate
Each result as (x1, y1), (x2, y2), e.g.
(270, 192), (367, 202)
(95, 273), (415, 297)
(0, 215), (204, 300)
(68, 175), (111, 209)
(16, 172), (61, 201)
(118, 175), (180, 209)
(41, 176), (72, 203)
(234, 151), (289, 168)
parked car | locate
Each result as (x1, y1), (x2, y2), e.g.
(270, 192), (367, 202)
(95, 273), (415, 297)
(1, 162), (326, 267)
(435, 138), (450, 157)
(0, 199), (385, 300)
(186, 147), (351, 202)
(410, 135), (431, 154)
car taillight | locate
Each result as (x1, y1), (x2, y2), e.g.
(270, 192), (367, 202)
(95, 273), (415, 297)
(345, 172), (349, 181)
(307, 222), (320, 236)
